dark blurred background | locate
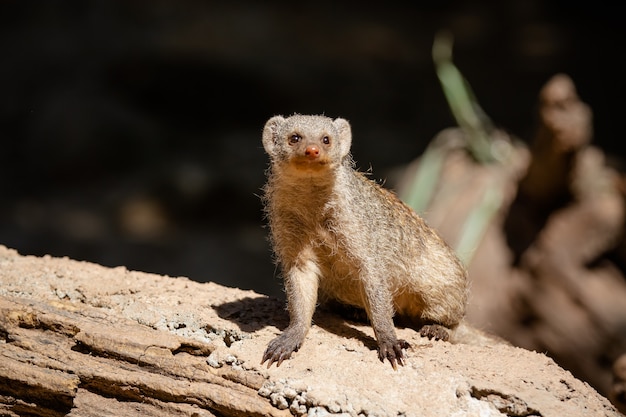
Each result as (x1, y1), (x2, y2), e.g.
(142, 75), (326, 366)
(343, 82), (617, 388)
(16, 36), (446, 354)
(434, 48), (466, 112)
(1, 1), (625, 298)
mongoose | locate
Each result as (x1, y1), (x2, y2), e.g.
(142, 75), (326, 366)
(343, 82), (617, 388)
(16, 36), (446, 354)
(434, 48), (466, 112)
(260, 114), (469, 369)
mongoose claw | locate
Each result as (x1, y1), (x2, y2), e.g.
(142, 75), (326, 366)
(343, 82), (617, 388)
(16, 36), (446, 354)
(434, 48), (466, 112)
(378, 339), (411, 370)
(419, 324), (450, 341)
(261, 333), (302, 368)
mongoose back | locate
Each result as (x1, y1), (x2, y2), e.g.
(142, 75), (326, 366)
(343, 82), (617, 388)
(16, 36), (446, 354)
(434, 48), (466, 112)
(261, 114), (469, 369)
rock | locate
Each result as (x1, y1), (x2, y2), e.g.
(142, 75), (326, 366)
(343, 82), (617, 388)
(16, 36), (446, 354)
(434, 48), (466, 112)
(0, 245), (620, 416)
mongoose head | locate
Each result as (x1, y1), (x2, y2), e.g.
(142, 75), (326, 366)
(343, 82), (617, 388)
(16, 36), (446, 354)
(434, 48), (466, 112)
(262, 114), (352, 176)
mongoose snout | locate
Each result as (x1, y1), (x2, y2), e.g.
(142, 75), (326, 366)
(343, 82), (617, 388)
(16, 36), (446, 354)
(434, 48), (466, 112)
(304, 144), (320, 159)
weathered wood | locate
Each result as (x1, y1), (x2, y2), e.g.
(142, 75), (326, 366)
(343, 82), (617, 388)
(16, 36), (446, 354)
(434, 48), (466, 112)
(0, 245), (621, 417)
(0, 297), (288, 417)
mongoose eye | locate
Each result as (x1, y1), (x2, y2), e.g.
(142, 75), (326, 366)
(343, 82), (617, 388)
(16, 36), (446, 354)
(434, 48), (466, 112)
(289, 134), (302, 144)
(322, 136), (330, 145)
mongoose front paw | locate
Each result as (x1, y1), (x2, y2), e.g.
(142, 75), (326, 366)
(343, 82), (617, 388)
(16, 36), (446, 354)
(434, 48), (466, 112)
(419, 324), (450, 341)
(261, 333), (302, 368)
(378, 339), (411, 370)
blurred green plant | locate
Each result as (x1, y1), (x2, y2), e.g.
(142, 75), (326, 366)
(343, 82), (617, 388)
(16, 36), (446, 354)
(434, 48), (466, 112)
(433, 31), (499, 164)
(401, 31), (511, 265)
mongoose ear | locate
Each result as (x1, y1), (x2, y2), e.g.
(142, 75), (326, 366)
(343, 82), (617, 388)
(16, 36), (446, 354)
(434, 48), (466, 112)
(333, 118), (352, 158)
(262, 116), (285, 155)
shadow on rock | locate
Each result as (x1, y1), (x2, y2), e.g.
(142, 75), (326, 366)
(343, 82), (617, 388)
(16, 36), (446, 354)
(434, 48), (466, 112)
(214, 296), (287, 333)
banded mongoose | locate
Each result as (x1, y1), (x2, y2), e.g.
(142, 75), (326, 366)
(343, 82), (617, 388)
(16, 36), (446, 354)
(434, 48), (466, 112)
(261, 114), (469, 369)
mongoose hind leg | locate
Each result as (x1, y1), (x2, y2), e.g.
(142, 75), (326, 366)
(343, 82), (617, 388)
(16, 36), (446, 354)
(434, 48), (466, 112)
(419, 324), (451, 341)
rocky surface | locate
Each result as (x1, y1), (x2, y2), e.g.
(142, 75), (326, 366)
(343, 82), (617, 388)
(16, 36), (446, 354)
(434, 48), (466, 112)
(0, 245), (620, 416)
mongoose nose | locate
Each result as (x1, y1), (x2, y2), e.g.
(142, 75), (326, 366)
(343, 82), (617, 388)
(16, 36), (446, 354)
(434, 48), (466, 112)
(305, 145), (320, 159)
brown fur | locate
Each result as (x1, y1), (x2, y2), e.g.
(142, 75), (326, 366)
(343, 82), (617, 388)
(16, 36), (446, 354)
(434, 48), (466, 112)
(261, 114), (469, 369)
